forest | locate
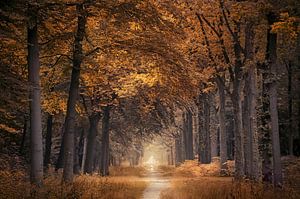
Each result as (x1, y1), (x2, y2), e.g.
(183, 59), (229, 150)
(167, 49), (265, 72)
(0, 0), (300, 199)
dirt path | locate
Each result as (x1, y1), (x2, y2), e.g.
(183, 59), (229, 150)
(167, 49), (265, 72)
(141, 170), (170, 199)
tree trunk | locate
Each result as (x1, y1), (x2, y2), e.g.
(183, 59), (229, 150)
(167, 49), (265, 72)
(63, 4), (87, 182)
(81, 136), (87, 172)
(19, 117), (28, 154)
(84, 112), (101, 174)
(232, 80), (245, 179)
(73, 127), (81, 175)
(245, 22), (260, 181)
(267, 13), (282, 186)
(93, 139), (101, 172)
(259, 67), (272, 183)
(198, 94), (211, 164)
(55, 124), (65, 171)
(243, 78), (251, 177)
(27, 13), (43, 185)
(184, 110), (194, 160)
(287, 61), (293, 156)
(100, 106), (110, 176)
(216, 77), (228, 174)
(175, 137), (182, 166)
(249, 64), (260, 180)
(210, 94), (218, 158)
(170, 146), (174, 165)
(44, 114), (53, 170)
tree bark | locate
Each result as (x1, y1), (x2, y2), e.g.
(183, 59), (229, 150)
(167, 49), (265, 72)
(243, 78), (251, 177)
(73, 127), (81, 175)
(183, 110), (194, 160)
(267, 13), (282, 186)
(175, 136), (182, 166)
(210, 94), (218, 158)
(231, 79), (245, 179)
(198, 93), (211, 164)
(84, 112), (101, 174)
(44, 114), (53, 170)
(63, 4), (87, 182)
(287, 61), (293, 156)
(19, 117), (28, 154)
(55, 124), (65, 171)
(260, 67), (272, 183)
(100, 106), (110, 176)
(170, 146), (174, 165)
(27, 12), (43, 185)
(216, 77), (228, 174)
(249, 64), (260, 180)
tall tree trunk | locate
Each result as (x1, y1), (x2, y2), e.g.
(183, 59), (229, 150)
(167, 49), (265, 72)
(287, 61), (293, 156)
(216, 77), (228, 174)
(63, 4), (87, 182)
(170, 146), (174, 165)
(19, 117), (28, 154)
(73, 127), (81, 175)
(84, 112), (101, 173)
(198, 94), (211, 164)
(184, 110), (194, 160)
(259, 67), (272, 183)
(267, 13), (282, 186)
(245, 23), (260, 181)
(175, 136), (182, 166)
(100, 106), (110, 176)
(210, 94), (218, 158)
(27, 12), (43, 185)
(243, 77), (251, 177)
(55, 124), (65, 171)
(232, 79), (245, 179)
(44, 114), (53, 170)
(93, 140), (101, 172)
(204, 95), (211, 163)
(182, 112), (188, 160)
(249, 64), (260, 180)
(81, 135), (87, 172)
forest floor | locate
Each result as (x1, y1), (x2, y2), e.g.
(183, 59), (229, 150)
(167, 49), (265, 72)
(1, 158), (300, 199)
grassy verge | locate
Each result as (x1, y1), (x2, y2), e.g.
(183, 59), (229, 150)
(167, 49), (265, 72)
(0, 170), (147, 199)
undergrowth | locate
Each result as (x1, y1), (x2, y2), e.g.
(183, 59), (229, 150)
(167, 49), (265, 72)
(160, 177), (300, 199)
(0, 170), (147, 199)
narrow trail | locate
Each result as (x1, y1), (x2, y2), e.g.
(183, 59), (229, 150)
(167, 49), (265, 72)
(141, 168), (170, 199)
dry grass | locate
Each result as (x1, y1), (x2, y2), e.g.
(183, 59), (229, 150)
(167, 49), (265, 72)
(173, 159), (234, 177)
(160, 177), (300, 199)
(109, 166), (147, 177)
(157, 165), (175, 177)
(0, 170), (147, 199)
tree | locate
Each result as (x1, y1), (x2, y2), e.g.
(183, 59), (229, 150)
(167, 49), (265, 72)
(63, 2), (87, 182)
(27, 5), (43, 185)
(266, 12), (282, 186)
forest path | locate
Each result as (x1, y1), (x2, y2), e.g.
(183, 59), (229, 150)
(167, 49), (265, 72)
(141, 167), (170, 199)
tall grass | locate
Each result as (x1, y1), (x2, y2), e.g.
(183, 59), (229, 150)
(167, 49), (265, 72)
(0, 170), (147, 199)
(160, 177), (300, 199)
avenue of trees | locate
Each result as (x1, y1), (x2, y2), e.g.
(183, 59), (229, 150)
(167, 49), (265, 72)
(0, 0), (299, 188)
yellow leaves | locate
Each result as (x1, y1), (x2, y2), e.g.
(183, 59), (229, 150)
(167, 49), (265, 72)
(0, 124), (17, 134)
(42, 91), (67, 115)
(129, 21), (142, 31)
(161, 13), (176, 23)
(115, 68), (160, 98)
(271, 12), (300, 41)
